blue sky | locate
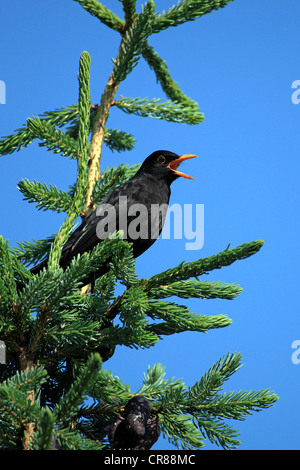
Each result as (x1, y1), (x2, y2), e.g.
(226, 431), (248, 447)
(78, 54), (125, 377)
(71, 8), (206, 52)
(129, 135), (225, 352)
(1, 0), (299, 450)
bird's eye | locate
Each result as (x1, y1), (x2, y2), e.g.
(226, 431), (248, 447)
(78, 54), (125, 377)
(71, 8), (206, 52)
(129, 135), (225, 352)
(157, 155), (166, 163)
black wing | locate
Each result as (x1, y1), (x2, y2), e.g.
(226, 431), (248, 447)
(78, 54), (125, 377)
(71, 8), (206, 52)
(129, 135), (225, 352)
(59, 184), (125, 268)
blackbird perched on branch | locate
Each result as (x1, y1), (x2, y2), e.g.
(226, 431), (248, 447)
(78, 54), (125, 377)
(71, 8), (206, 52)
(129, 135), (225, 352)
(112, 395), (161, 450)
(92, 395), (161, 450)
(31, 150), (197, 282)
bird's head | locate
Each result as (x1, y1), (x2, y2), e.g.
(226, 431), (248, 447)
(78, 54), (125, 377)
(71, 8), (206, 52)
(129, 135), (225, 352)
(139, 150), (197, 183)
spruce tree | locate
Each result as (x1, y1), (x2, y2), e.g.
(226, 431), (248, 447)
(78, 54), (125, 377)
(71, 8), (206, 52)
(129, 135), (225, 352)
(0, 0), (278, 451)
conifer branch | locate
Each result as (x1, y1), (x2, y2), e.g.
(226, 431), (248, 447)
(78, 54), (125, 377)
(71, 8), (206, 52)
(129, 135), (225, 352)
(84, 1), (155, 216)
(38, 104), (83, 128)
(0, 367), (47, 424)
(111, 1), (155, 84)
(17, 179), (73, 213)
(54, 353), (102, 425)
(44, 320), (103, 358)
(0, 110), (134, 157)
(47, 218), (76, 272)
(72, 0), (125, 32)
(153, 0), (235, 32)
(0, 105), (82, 157)
(26, 117), (79, 158)
(77, 51), (92, 205)
(147, 240), (264, 287)
(0, 236), (18, 312)
(120, 0), (137, 25)
(103, 128), (136, 152)
(84, 78), (117, 216)
(142, 42), (201, 112)
(0, 363), (48, 449)
(32, 407), (55, 450)
(146, 300), (232, 335)
(10, 236), (56, 266)
(148, 279), (242, 300)
(115, 96), (204, 124)
(48, 51), (91, 269)
(144, 353), (278, 450)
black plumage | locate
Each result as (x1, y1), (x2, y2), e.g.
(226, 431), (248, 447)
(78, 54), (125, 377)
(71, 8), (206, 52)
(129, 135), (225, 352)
(31, 150), (196, 282)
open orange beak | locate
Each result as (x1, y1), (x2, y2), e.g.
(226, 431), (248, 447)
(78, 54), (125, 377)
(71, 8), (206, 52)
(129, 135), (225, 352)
(168, 154), (197, 180)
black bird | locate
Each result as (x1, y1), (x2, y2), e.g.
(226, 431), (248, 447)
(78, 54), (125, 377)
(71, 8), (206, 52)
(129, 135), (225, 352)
(31, 150), (197, 282)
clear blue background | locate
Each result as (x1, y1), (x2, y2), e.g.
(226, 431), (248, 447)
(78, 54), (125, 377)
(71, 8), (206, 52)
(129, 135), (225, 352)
(1, 0), (299, 450)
